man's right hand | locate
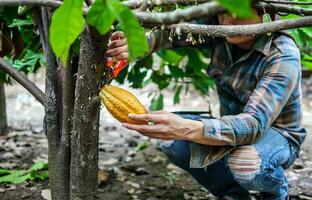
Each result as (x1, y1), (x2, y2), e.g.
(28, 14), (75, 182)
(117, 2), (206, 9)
(107, 31), (129, 62)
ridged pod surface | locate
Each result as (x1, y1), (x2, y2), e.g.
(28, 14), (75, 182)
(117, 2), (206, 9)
(100, 85), (146, 124)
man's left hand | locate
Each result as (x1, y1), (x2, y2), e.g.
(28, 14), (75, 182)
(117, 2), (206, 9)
(122, 110), (203, 140)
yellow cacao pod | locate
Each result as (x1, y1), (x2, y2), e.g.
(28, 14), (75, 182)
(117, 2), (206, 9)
(100, 85), (146, 124)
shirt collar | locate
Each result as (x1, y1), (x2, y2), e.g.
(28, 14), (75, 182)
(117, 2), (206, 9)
(252, 34), (273, 56)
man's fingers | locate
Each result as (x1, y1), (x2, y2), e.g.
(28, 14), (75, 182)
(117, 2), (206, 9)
(107, 46), (128, 57)
(116, 53), (129, 61)
(122, 123), (159, 132)
(149, 110), (169, 114)
(108, 38), (127, 50)
(128, 113), (167, 123)
(122, 123), (172, 139)
(111, 31), (125, 40)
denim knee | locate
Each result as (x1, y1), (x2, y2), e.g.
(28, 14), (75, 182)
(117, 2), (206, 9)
(227, 145), (286, 193)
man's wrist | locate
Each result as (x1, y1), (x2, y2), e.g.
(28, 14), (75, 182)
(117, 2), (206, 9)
(184, 119), (204, 141)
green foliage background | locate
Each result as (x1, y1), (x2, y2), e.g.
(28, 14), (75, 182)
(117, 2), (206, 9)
(0, 0), (311, 110)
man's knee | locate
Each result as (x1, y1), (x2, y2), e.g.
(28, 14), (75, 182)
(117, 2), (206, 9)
(227, 146), (261, 183)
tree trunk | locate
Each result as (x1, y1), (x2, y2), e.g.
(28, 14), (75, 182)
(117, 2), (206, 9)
(39, 8), (71, 200)
(0, 82), (8, 135)
(70, 26), (109, 200)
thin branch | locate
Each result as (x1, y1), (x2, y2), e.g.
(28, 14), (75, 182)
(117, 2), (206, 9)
(0, 58), (45, 105)
(260, 0), (312, 5)
(0, 0), (61, 7)
(134, 1), (225, 24)
(123, 0), (210, 9)
(165, 16), (312, 37)
(258, 2), (312, 16)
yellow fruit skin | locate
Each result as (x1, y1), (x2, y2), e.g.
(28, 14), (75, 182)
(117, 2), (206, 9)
(100, 85), (146, 124)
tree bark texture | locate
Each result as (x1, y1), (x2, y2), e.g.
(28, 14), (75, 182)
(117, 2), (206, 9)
(0, 82), (8, 135)
(39, 8), (70, 200)
(70, 26), (110, 200)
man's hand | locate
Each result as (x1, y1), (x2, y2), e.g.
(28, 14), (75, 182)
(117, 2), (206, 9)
(122, 110), (204, 141)
(107, 31), (129, 63)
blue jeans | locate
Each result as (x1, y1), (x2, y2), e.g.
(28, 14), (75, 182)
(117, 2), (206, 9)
(157, 115), (298, 200)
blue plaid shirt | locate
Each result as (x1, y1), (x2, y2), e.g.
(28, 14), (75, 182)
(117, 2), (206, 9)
(148, 30), (307, 168)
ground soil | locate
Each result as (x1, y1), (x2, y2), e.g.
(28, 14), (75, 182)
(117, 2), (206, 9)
(1, 70), (312, 200)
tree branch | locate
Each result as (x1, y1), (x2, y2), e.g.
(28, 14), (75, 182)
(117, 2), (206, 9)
(260, 0), (312, 5)
(134, 1), (225, 24)
(258, 2), (312, 16)
(164, 16), (312, 37)
(123, 0), (210, 9)
(0, 58), (45, 105)
(0, 0), (61, 7)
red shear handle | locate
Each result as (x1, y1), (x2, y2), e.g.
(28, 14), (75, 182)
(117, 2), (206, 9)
(113, 60), (127, 78)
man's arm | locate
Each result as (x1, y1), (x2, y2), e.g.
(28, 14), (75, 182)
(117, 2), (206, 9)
(186, 50), (301, 146)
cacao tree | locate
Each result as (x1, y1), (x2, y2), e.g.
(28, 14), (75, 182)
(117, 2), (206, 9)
(0, 0), (311, 199)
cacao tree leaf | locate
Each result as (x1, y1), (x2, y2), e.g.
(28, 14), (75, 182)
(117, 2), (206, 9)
(0, 170), (27, 184)
(8, 18), (32, 28)
(87, 0), (115, 35)
(157, 49), (183, 65)
(192, 78), (214, 94)
(107, 0), (148, 61)
(50, 0), (84, 64)
(135, 141), (151, 151)
(169, 66), (185, 79)
(150, 93), (164, 111)
(173, 85), (182, 105)
(128, 65), (148, 88)
(151, 73), (170, 90)
(29, 161), (48, 172)
(217, 0), (252, 17)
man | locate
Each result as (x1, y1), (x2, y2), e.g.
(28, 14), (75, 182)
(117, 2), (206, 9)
(106, 10), (306, 200)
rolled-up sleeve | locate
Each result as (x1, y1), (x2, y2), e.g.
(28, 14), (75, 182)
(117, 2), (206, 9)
(200, 53), (300, 146)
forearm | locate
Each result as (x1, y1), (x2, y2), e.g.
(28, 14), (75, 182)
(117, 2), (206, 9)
(184, 120), (230, 146)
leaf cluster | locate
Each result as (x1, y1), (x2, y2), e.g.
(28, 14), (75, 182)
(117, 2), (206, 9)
(0, 7), (44, 83)
(0, 162), (49, 185)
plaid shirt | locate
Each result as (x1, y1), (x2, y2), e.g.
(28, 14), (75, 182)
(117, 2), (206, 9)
(148, 30), (307, 168)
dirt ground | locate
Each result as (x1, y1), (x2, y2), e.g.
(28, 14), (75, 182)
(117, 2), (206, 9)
(1, 70), (312, 200)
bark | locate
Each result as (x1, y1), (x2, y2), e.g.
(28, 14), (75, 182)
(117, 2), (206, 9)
(39, 7), (70, 200)
(123, 0), (211, 9)
(70, 26), (110, 200)
(165, 16), (312, 37)
(0, 82), (8, 135)
(134, 1), (225, 24)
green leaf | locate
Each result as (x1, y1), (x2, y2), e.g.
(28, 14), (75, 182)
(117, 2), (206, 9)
(169, 66), (185, 79)
(151, 73), (170, 90)
(12, 50), (45, 73)
(150, 94), (164, 111)
(107, 0), (148, 61)
(87, 0), (115, 35)
(0, 169), (10, 176)
(135, 141), (151, 151)
(28, 162), (48, 172)
(157, 49), (183, 65)
(217, 0), (253, 17)
(50, 0), (84, 64)
(0, 162), (49, 185)
(173, 85), (182, 105)
(193, 77), (214, 94)
(128, 65), (148, 88)
(8, 18), (32, 28)
(0, 170), (27, 184)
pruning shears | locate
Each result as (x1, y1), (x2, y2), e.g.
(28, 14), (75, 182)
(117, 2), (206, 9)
(100, 59), (127, 87)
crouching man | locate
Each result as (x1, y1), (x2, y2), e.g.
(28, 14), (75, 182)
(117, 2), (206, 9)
(106, 8), (306, 200)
